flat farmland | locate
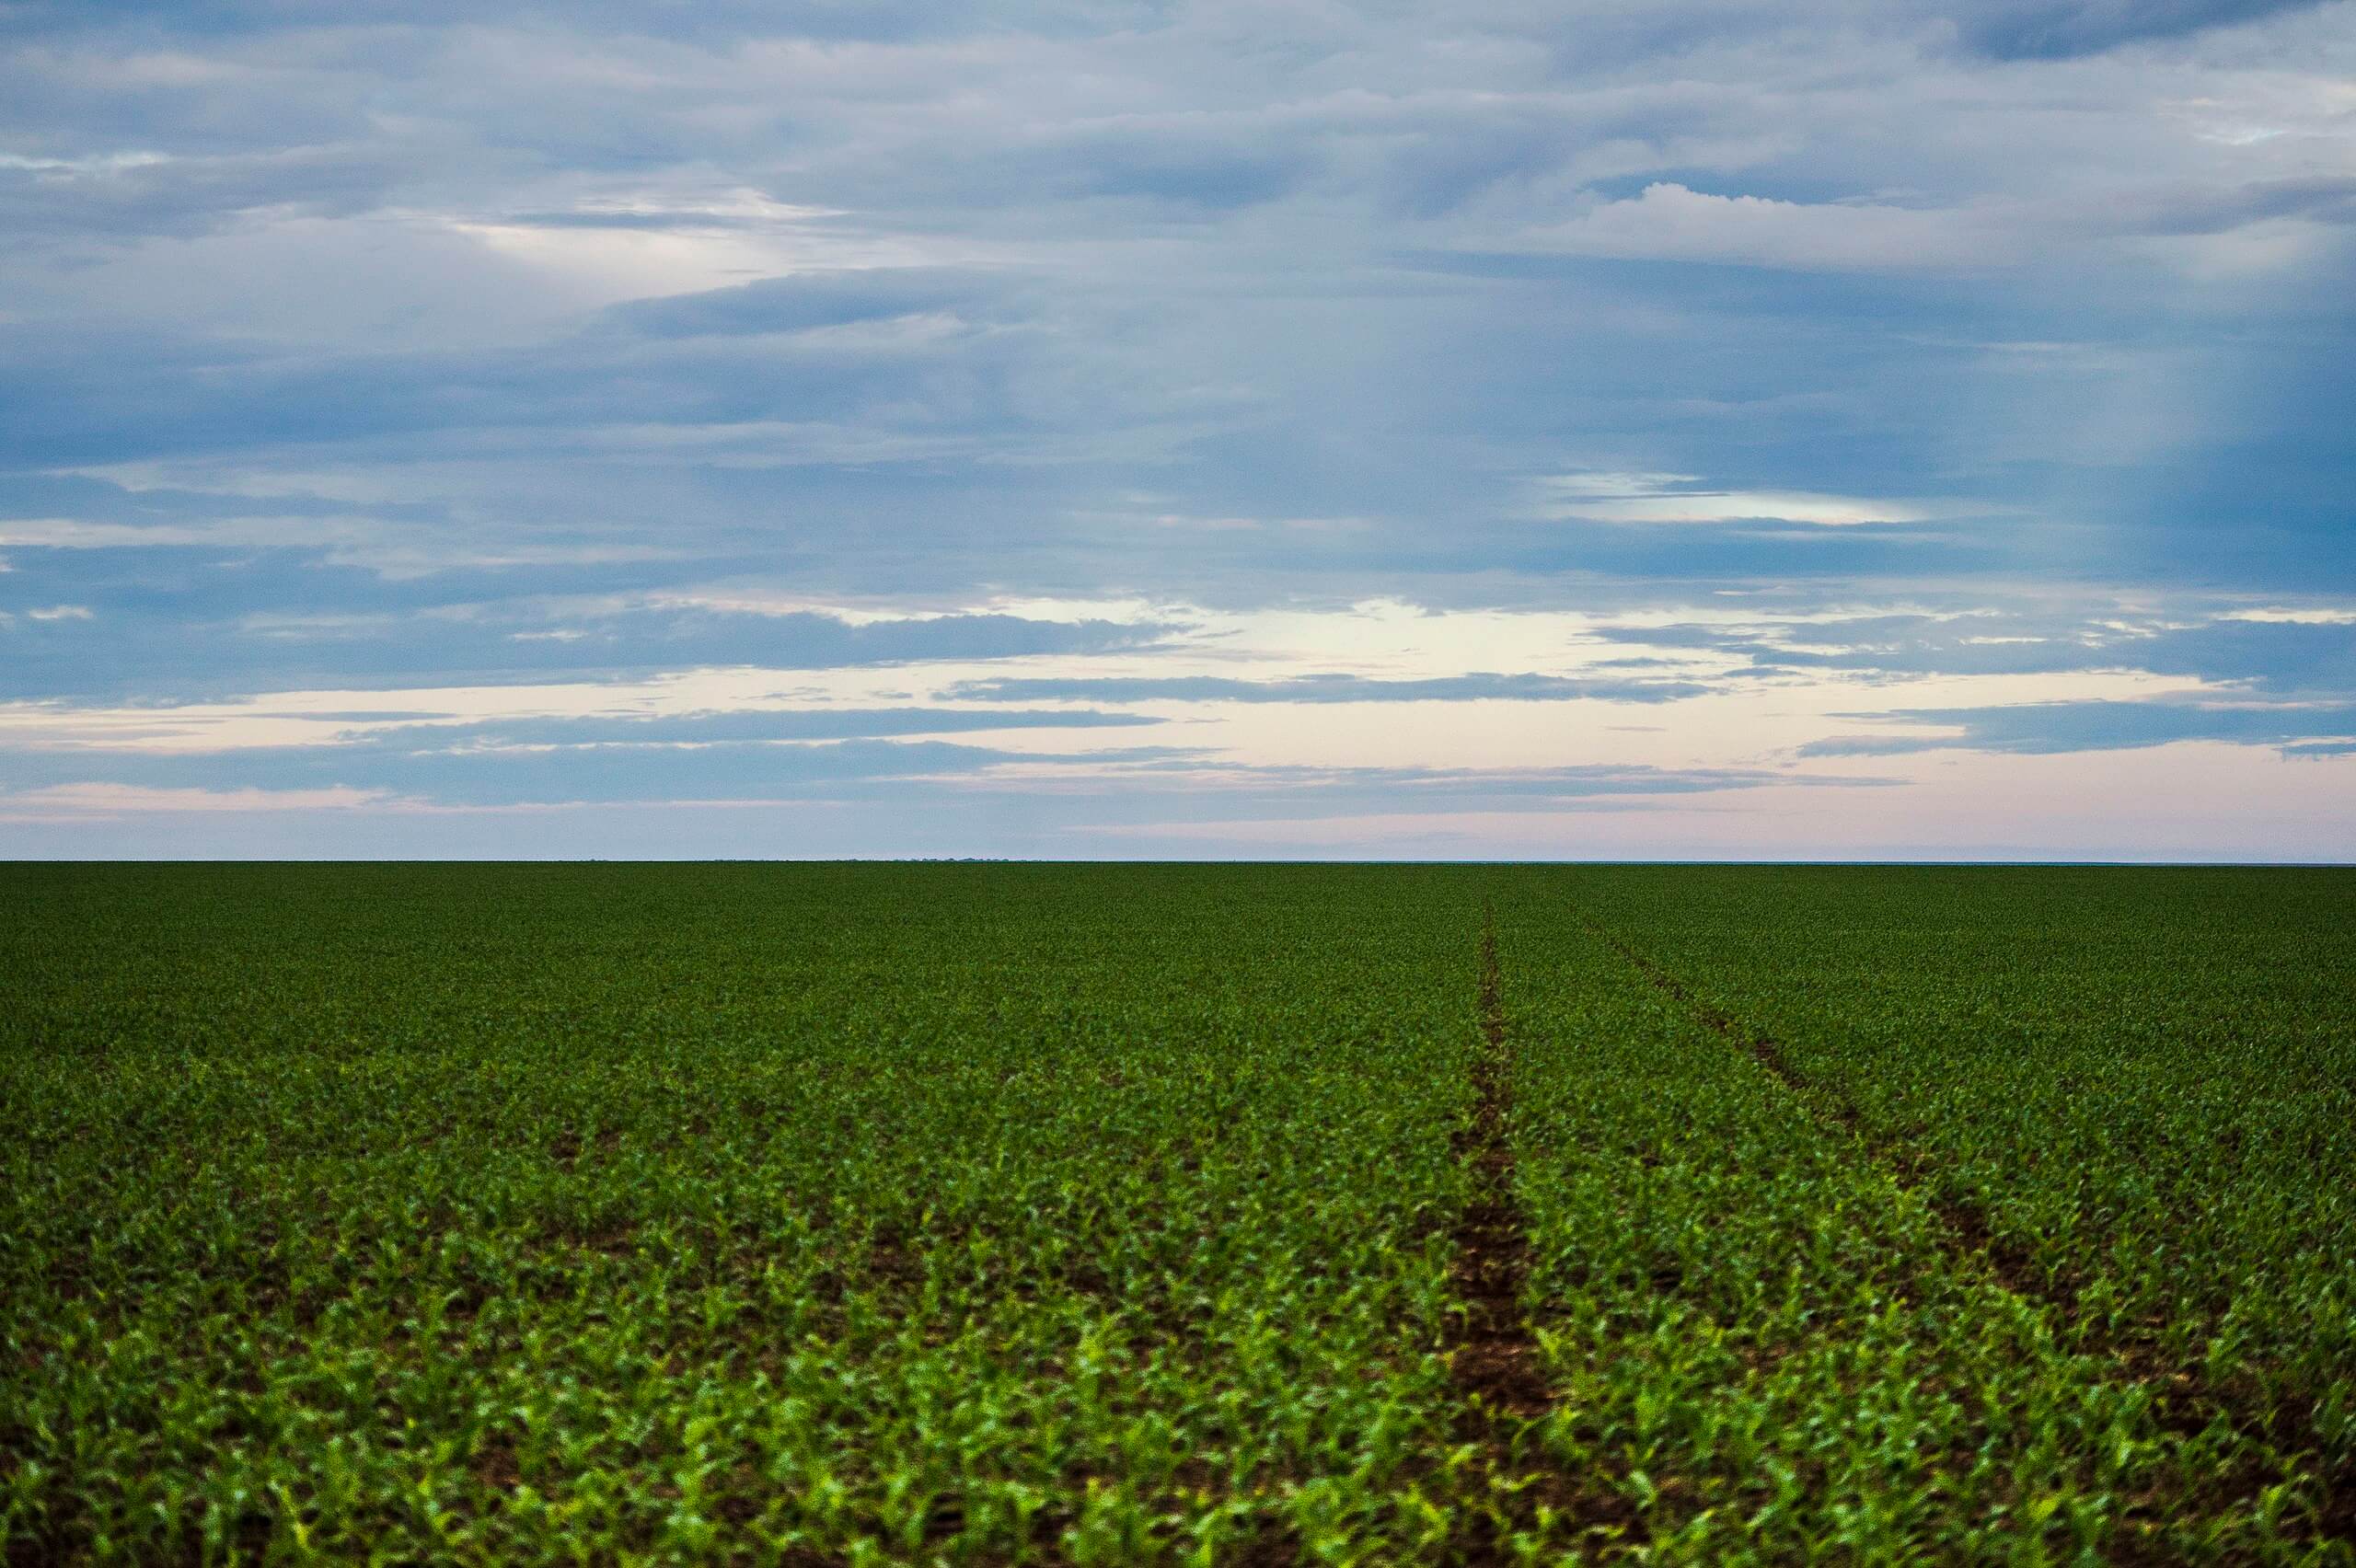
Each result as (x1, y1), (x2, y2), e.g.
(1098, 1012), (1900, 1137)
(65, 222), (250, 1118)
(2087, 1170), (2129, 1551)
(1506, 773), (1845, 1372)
(4, 864), (2350, 1564)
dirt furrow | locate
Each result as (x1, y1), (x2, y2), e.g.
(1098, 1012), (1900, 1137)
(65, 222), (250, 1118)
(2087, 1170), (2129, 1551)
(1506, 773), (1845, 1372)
(1592, 920), (2062, 1305)
(1586, 916), (2351, 1545)
(1446, 909), (1552, 1562)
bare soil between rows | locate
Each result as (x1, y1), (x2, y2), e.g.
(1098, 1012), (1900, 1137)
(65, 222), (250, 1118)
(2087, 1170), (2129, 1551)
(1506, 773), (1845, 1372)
(1588, 917), (2351, 1550)
(1443, 912), (1555, 1563)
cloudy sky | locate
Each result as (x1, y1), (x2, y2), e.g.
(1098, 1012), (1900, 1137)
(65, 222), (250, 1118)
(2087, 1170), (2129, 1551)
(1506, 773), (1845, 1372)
(3, 0), (2352, 859)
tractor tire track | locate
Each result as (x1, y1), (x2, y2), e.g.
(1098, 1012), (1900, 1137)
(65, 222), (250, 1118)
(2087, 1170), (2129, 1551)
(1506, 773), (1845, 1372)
(1445, 908), (1553, 1563)
(1588, 918), (2063, 1307)
(1584, 914), (2352, 1547)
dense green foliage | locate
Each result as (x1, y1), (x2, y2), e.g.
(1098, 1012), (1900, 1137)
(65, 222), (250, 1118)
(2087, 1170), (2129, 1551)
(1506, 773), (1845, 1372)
(4, 863), (2350, 1563)
(1549, 867), (2356, 1557)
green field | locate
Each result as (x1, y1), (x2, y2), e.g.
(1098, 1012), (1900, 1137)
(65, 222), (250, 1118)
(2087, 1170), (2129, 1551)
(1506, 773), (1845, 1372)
(5, 864), (2351, 1564)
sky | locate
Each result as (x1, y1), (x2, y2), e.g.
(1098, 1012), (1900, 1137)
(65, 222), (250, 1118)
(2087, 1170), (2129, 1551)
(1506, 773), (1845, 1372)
(1, 0), (2352, 859)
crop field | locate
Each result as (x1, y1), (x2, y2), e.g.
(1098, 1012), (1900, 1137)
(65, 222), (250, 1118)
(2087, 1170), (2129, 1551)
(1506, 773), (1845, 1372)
(4, 863), (2352, 1565)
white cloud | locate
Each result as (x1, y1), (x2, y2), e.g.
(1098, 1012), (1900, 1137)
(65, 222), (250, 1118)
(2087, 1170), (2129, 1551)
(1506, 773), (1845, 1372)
(0, 514), (688, 581)
(0, 519), (216, 548)
(2220, 605), (2356, 625)
(1531, 471), (1935, 526)
(0, 149), (175, 176)
(0, 783), (394, 819)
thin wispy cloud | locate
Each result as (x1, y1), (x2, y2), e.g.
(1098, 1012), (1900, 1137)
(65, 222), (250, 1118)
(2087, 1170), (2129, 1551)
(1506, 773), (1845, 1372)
(1530, 473), (1939, 526)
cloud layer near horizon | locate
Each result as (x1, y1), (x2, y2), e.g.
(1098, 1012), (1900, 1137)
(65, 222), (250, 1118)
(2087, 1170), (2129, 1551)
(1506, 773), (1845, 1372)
(2, 0), (2352, 858)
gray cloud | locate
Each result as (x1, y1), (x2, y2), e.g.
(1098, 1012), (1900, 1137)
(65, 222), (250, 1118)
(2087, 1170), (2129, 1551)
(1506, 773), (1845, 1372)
(344, 709), (1163, 748)
(606, 270), (1008, 340)
(1801, 698), (2356, 755)
(0, 569), (1179, 698)
(0, 734), (1184, 809)
(944, 673), (1715, 704)
(1592, 612), (2356, 694)
(1952, 0), (2331, 57)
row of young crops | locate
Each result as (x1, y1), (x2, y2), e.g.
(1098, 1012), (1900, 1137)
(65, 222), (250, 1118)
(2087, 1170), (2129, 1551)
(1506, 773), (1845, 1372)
(3, 863), (2350, 1562)
(1531, 866), (2356, 1559)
